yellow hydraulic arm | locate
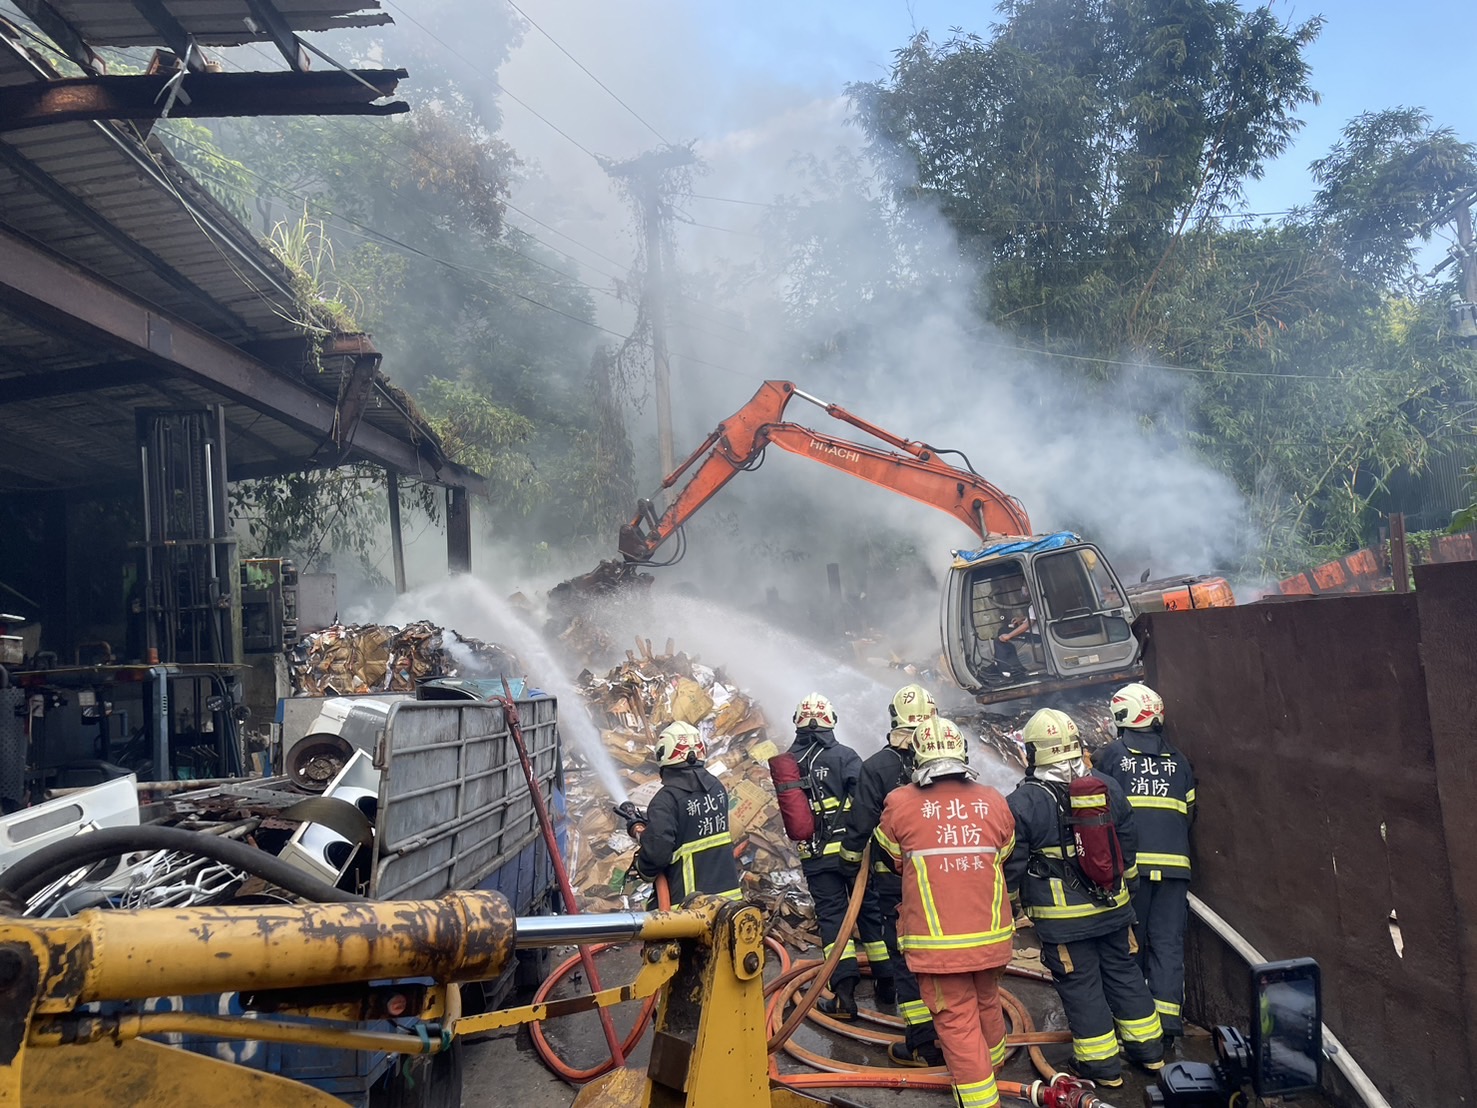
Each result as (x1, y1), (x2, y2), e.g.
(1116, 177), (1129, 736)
(0, 891), (821, 1108)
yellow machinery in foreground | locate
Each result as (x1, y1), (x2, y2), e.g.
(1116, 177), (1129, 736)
(0, 890), (820, 1108)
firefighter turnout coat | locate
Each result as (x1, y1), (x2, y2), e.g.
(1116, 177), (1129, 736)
(838, 744), (915, 873)
(875, 777), (1017, 972)
(1003, 772), (1139, 944)
(633, 764), (741, 900)
(788, 729), (862, 872)
(1092, 732), (1194, 881)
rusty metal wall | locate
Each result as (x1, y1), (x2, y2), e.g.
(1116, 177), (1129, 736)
(1143, 562), (1477, 1106)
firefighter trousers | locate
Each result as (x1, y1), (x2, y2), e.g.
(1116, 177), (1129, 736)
(1131, 877), (1189, 1036)
(872, 872), (937, 1050)
(806, 866), (859, 986)
(1040, 928), (1164, 1081)
(859, 871), (895, 983)
(916, 968), (1005, 1108)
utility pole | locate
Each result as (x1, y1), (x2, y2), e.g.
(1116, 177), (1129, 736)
(602, 145), (696, 483)
(642, 180), (676, 478)
(1455, 199), (1477, 342)
(1432, 187), (1477, 342)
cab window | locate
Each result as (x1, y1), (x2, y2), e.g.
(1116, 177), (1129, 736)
(1034, 549), (1131, 648)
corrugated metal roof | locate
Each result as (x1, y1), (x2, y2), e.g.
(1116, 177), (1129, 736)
(45, 0), (391, 48)
(0, 17), (474, 494)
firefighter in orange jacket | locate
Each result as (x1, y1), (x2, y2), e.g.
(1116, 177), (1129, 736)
(876, 717), (1017, 1108)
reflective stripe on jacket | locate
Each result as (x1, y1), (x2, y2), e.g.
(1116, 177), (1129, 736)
(1093, 733), (1194, 881)
(788, 730), (862, 871)
(1003, 771), (1138, 944)
(839, 743), (914, 873)
(634, 765), (742, 900)
(876, 777), (1017, 973)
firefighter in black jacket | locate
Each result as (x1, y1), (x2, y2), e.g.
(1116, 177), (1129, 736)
(789, 692), (864, 1019)
(1094, 683), (1194, 1044)
(838, 683), (944, 1065)
(629, 722), (741, 902)
(1003, 708), (1164, 1088)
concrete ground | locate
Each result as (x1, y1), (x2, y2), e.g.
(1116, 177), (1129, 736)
(460, 939), (1333, 1108)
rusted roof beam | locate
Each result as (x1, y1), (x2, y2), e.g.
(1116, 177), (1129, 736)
(0, 142), (254, 339)
(0, 225), (484, 495)
(0, 69), (410, 131)
(8, 1), (102, 74)
(241, 0), (309, 71)
(128, 0), (206, 72)
(0, 361), (166, 404)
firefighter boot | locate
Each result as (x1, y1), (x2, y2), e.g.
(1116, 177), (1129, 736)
(873, 974), (897, 1009)
(887, 1041), (945, 1068)
(817, 977), (858, 1021)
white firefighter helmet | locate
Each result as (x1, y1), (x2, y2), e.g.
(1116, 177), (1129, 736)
(888, 683), (937, 729)
(1022, 708), (1081, 767)
(793, 692), (838, 732)
(654, 721), (706, 768)
(1110, 683), (1165, 731)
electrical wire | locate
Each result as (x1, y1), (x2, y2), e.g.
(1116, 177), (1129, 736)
(383, 0), (601, 161)
(501, 0), (670, 145)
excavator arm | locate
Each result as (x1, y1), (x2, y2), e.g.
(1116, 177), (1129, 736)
(619, 380), (1032, 563)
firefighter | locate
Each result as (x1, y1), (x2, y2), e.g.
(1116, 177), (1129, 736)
(1094, 683), (1195, 1045)
(627, 721), (742, 901)
(876, 717), (1017, 1108)
(788, 692), (864, 1020)
(838, 683), (944, 1066)
(1004, 708), (1164, 1088)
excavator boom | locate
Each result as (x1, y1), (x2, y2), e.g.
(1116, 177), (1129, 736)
(619, 380), (1031, 562)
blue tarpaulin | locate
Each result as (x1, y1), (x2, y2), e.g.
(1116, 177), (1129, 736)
(952, 531), (1080, 566)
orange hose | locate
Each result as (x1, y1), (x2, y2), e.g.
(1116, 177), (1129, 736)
(764, 959), (1065, 1095)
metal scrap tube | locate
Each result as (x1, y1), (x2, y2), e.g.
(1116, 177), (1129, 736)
(1187, 892), (1393, 1108)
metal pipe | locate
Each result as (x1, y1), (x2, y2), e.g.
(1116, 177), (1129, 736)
(498, 687), (627, 1066)
(512, 912), (649, 947)
(1187, 892), (1393, 1108)
(511, 908), (711, 948)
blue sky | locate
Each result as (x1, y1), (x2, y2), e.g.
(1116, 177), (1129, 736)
(691, 1), (1473, 219)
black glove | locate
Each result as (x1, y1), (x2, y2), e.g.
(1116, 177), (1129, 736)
(613, 801), (647, 840)
(838, 857), (862, 881)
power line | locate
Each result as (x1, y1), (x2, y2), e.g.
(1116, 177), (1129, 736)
(501, 0), (670, 145)
(162, 131), (758, 377)
(383, 0), (602, 161)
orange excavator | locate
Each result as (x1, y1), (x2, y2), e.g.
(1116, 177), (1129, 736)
(619, 380), (1233, 705)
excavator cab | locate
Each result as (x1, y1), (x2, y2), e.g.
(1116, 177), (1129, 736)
(941, 533), (1141, 702)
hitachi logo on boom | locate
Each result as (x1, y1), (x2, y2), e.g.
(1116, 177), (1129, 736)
(810, 441), (862, 463)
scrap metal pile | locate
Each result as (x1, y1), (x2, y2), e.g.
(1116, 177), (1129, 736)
(8, 774), (368, 918)
(563, 638), (821, 950)
(289, 621), (520, 695)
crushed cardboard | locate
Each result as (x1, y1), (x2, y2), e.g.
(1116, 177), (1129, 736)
(561, 639), (819, 944)
(289, 621), (519, 696)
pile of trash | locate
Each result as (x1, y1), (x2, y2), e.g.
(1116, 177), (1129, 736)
(956, 696), (1117, 767)
(289, 621), (520, 696)
(562, 638), (821, 946)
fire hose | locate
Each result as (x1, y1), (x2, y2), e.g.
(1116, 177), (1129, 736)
(525, 838), (1107, 1105)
